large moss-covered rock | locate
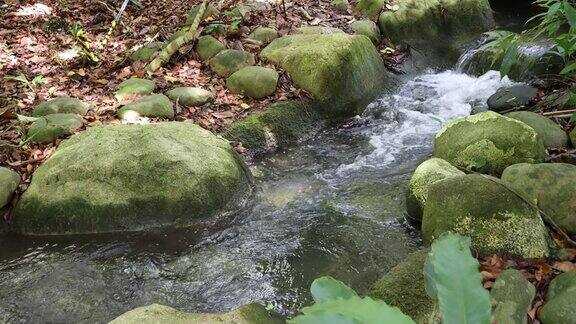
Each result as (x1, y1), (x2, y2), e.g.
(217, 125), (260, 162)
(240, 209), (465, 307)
(502, 163), (576, 233)
(506, 111), (568, 149)
(209, 49), (255, 77)
(114, 78), (155, 103)
(15, 122), (252, 235)
(378, 0), (493, 65)
(422, 174), (550, 258)
(222, 100), (321, 153)
(487, 85), (538, 112)
(32, 97), (89, 117)
(117, 94), (174, 119)
(491, 269), (535, 324)
(539, 272), (576, 324)
(333, 0), (349, 12)
(295, 26), (345, 34)
(351, 19), (381, 44)
(406, 158), (465, 223)
(27, 113), (83, 143)
(195, 35), (225, 61)
(356, 0), (385, 18)
(368, 250), (435, 323)
(110, 303), (277, 324)
(434, 111), (546, 175)
(0, 167), (19, 209)
(261, 33), (392, 119)
(247, 27), (279, 45)
(165, 87), (214, 106)
(226, 66), (278, 99)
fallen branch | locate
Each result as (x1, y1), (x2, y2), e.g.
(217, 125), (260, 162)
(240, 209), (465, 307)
(146, 1), (208, 73)
(542, 109), (576, 116)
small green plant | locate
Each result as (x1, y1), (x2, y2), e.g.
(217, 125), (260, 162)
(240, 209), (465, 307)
(69, 22), (99, 62)
(290, 234), (491, 324)
(3, 74), (48, 95)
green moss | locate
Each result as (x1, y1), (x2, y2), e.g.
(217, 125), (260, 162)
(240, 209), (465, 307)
(247, 27), (279, 44)
(351, 20), (381, 44)
(165, 87), (214, 106)
(0, 167), (20, 209)
(27, 113), (83, 144)
(261, 34), (393, 119)
(209, 49), (255, 77)
(15, 122), (252, 235)
(226, 66), (279, 99)
(295, 26), (345, 34)
(114, 78), (155, 102)
(222, 114), (268, 150)
(506, 111), (568, 148)
(491, 269), (535, 324)
(422, 174), (550, 258)
(185, 3), (219, 26)
(434, 111), (546, 175)
(129, 42), (164, 62)
(540, 273), (576, 324)
(32, 97), (89, 117)
(571, 128), (576, 147)
(117, 94), (174, 119)
(195, 35), (225, 61)
(356, 0), (385, 18)
(333, 0), (349, 12)
(368, 250), (436, 323)
(502, 163), (576, 234)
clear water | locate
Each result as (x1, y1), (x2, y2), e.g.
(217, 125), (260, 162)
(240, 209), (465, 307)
(0, 70), (515, 323)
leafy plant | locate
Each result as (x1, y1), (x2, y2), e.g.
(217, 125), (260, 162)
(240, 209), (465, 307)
(290, 234), (492, 324)
(3, 74), (48, 93)
(69, 22), (99, 62)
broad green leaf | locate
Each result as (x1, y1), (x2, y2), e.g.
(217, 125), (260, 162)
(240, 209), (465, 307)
(3, 74), (28, 84)
(500, 44), (518, 77)
(310, 276), (358, 303)
(564, 0), (576, 29)
(560, 61), (576, 74)
(17, 114), (39, 123)
(425, 234), (491, 324)
(290, 296), (416, 324)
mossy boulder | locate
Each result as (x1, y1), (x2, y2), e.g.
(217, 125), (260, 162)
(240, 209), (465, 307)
(32, 97), (89, 117)
(117, 94), (174, 119)
(406, 158), (465, 223)
(422, 174), (550, 258)
(502, 163), (576, 234)
(506, 111), (569, 148)
(226, 66), (278, 99)
(247, 27), (279, 45)
(295, 26), (345, 35)
(15, 122), (252, 235)
(356, 0), (385, 18)
(0, 167), (20, 209)
(261, 33), (392, 119)
(114, 78), (155, 103)
(491, 269), (535, 324)
(368, 250), (436, 323)
(27, 113), (83, 143)
(222, 100), (321, 153)
(165, 87), (214, 106)
(572, 128), (576, 147)
(110, 303), (277, 324)
(539, 272), (576, 324)
(209, 49), (255, 77)
(195, 35), (225, 61)
(185, 3), (219, 25)
(434, 111), (546, 175)
(351, 19), (381, 44)
(333, 0), (349, 12)
(129, 42), (163, 62)
(487, 85), (538, 112)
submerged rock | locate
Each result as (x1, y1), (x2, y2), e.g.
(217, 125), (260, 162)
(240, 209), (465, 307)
(368, 250), (436, 323)
(114, 78), (155, 103)
(0, 167), (20, 209)
(32, 97), (89, 117)
(491, 269), (535, 324)
(210, 49), (255, 77)
(539, 272), (576, 324)
(15, 122), (252, 235)
(351, 19), (381, 44)
(502, 163), (576, 233)
(422, 174), (550, 258)
(27, 113), (83, 143)
(165, 87), (214, 106)
(406, 158), (465, 223)
(487, 85), (538, 112)
(261, 33), (392, 119)
(110, 303), (277, 324)
(434, 111), (546, 175)
(506, 111), (568, 148)
(117, 94), (174, 119)
(195, 35), (225, 61)
(247, 27), (279, 45)
(226, 66), (278, 99)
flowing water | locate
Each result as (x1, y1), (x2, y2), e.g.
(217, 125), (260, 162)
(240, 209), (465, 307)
(0, 69), (516, 322)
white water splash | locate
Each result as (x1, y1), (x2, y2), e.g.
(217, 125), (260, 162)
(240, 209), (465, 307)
(337, 70), (517, 175)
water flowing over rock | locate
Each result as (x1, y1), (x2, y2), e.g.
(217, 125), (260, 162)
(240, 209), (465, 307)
(434, 111), (546, 175)
(422, 174), (550, 258)
(15, 122), (252, 235)
(261, 33), (393, 119)
(502, 163), (576, 234)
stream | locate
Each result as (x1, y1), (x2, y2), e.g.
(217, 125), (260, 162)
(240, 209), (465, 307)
(0, 63), (517, 322)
